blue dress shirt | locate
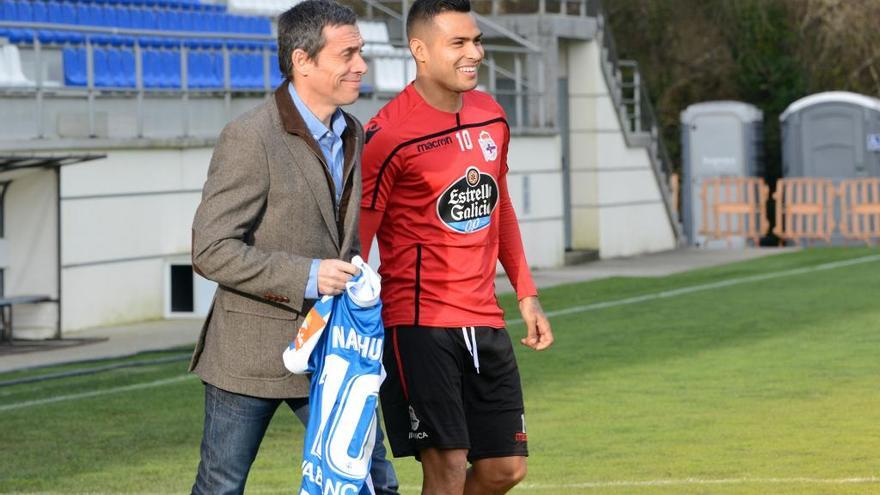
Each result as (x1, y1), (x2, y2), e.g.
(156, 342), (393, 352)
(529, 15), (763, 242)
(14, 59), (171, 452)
(288, 83), (348, 299)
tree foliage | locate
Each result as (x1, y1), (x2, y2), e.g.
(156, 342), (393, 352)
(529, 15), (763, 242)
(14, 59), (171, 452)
(606, 0), (880, 179)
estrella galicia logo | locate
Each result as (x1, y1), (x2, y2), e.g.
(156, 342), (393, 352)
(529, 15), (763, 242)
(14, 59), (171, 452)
(436, 166), (499, 233)
(365, 122), (381, 144)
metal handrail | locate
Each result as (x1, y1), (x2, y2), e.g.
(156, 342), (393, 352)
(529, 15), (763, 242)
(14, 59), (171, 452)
(0, 15), (550, 135)
(593, 2), (683, 240)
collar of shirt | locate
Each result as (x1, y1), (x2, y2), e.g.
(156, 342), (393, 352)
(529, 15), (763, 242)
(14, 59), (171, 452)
(288, 82), (347, 152)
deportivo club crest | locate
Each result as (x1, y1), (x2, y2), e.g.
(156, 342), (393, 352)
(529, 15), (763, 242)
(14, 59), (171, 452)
(436, 166), (499, 234)
(478, 130), (498, 161)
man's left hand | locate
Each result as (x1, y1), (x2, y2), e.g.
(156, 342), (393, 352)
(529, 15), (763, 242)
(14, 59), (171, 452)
(518, 296), (553, 351)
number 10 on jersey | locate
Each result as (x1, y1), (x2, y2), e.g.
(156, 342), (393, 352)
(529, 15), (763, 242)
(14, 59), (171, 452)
(456, 130), (473, 151)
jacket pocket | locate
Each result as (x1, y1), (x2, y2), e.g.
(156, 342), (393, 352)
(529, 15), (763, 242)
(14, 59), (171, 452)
(222, 290), (299, 320)
(218, 295), (301, 380)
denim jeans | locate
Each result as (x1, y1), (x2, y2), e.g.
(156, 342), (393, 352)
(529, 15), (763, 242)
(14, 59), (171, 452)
(192, 383), (399, 495)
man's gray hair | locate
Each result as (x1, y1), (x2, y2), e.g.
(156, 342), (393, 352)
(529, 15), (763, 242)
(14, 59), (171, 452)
(277, 0), (358, 80)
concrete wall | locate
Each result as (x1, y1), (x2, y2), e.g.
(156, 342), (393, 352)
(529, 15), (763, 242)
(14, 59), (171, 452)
(505, 134), (565, 268)
(567, 40), (676, 258)
(60, 147), (211, 331)
(5, 168), (59, 338)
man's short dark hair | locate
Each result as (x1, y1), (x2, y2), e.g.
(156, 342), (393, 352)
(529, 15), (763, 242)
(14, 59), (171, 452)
(406, 0), (471, 39)
(277, 0), (358, 79)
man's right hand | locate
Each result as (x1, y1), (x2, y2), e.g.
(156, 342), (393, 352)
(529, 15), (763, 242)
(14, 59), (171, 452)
(317, 259), (360, 296)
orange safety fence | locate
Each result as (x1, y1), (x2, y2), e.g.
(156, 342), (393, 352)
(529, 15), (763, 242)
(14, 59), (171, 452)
(699, 176), (769, 246)
(773, 178), (836, 245)
(838, 178), (880, 246)
(670, 173), (680, 216)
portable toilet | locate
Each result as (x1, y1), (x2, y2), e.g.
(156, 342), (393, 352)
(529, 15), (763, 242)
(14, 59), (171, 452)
(779, 91), (880, 246)
(780, 91), (880, 179)
(680, 101), (763, 246)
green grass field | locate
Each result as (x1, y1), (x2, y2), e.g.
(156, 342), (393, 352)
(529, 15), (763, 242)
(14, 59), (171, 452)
(2, 247), (879, 494)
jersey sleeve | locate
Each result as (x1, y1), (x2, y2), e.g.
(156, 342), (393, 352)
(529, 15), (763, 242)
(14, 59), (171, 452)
(497, 173), (538, 300)
(493, 101), (535, 298)
(361, 117), (403, 212)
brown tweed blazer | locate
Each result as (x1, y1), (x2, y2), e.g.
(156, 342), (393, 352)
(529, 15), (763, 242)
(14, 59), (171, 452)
(189, 82), (363, 398)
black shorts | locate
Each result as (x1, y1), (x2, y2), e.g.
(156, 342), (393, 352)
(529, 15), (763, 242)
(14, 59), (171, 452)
(381, 325), (528, 462)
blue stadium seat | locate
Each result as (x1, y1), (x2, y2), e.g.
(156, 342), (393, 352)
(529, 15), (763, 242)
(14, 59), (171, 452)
(229, 51), (245, 88)
(187, 49), (211, 88)
(92, 46), (113, 86)
(192, 11), (207, 31)
(230, 49), (264, 89)
(32, 1), (48, 22)
(0, 0), (15, 21)
(99, 5), (116, 27)
(37, 29), (61, 44)
(225, 14), (243, 33)
(90, 4), (106, 26)
(106, 47), (124, 86)
(47, 2), (63, 23)
(178, 10), (190, 31)
(270, 68), (283, 89)
(142, 48), (162, 87)
(60, 2), (77, 25)
(8, 28), (34, 44)
(128, 7), (145, 28)
(256, 17), (271, 35)
(203, 11), (219, 32)
(13, 0), (32, 21)
(63, 46), (87, 86)
(105, 46), (135, 87)
(158, 9), (181, 31)
(209, 49), (223, 87)
(140, 8), (158, 30)
(75, 4), (93, 26)
(115, 6), (131, 28)
(57, 31), (85, 44)
(121, 48), (136, 86)
(160, 49), (181, 87)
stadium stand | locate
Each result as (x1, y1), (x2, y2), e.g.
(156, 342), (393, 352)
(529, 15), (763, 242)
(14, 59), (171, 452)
(0, 42), (32, 85)
(0, 0), (276, 89)
(227, 0), (294, 17)
(359, 19), (413, 93)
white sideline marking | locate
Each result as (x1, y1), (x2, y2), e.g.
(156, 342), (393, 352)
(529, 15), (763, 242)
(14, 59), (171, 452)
(15, 478), (880, 494)
(0, 374), (196, 412)
(507, 254), (880, 326)
(509, 477), (880, 490)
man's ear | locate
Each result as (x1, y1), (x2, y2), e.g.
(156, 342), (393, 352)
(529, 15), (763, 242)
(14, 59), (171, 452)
(291, 48), (313, 77)
(409, 38), (428, 64)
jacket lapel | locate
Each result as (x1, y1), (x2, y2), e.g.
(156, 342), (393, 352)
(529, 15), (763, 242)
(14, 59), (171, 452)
(274, 82), (340, 249)
(337, 113), (361, 251)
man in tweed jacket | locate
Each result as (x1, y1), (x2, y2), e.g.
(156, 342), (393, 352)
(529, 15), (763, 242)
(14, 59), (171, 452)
(189, 2), (397, 493)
